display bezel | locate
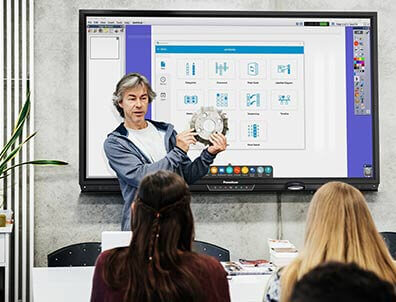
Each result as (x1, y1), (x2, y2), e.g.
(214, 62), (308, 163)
(79, 10), (379, 192)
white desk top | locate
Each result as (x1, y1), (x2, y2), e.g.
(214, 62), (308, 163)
(32, 266), (269, 302)
(0, 224), (13, 233)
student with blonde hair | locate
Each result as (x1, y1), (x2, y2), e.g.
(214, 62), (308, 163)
(264, 181), (396, 302)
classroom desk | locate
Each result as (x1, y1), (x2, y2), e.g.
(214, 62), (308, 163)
(32, 266), (270, 302)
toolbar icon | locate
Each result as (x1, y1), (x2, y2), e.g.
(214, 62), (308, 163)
(278, 95), (291, 105)
(216, 93), (229, 107)
(185, 62), (196, 76)
(184, 95), (198, 105)
(277, 64), (291, 74)
(248, 123), (260, 138)
(246, 93), (260, 107)
(215, 62), (229, 76)
(264, 166), (272, 174)
(247, 62), (259, 76)
(226, 166), (233, 174)
(210, 166), (218, 174)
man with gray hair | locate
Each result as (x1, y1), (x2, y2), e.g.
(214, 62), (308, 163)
(104, 72), (227, 230)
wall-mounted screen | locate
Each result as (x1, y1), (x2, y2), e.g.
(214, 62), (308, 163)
(79, 10), (379, 192)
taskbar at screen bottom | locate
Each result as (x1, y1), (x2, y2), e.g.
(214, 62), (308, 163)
(204, 165), (273, 178)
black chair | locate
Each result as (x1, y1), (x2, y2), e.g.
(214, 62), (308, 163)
(192, 240), (230, 262)
(48, 242), (101, 267)
(380, 232), (396, 259)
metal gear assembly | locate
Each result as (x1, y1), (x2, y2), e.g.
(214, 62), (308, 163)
(190, 106), (228, 145)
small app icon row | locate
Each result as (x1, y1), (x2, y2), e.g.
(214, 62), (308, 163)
(208, 165), (273, 176)
(158, 59), (298, 80)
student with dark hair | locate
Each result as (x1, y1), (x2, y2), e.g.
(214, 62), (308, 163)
(90, 170), (230, 302)
(290, 262), (396, 302)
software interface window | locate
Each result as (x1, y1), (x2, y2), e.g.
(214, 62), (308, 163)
(86, 17), (373, 178)
(154, 40), (305, 151)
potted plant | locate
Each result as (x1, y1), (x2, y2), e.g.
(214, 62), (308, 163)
(0, 93), (67, 222)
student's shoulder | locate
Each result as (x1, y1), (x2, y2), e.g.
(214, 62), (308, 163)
(189, 253), (226, 275)
(95, 249), (111, 267)
(189, 254), (230, 301)
(95, 247), (128, 266)
(198, 253), (223, 265)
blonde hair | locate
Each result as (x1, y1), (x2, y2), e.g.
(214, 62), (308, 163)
(280, 181), (396, 302)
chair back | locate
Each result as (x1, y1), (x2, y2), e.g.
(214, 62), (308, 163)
(192, 240), (230, 261)
(47, 242), (101, 267)
(380, 232), (396, 259)
(100, 232), (230, 261)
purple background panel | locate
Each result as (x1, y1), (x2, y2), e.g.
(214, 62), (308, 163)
(346, 27), (373, 177)
(125, 25), (152, 119)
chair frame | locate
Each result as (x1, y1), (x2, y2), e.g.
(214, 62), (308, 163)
(192, 240), (230, 262)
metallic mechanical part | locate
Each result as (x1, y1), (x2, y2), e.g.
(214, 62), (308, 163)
(190, 106), (228, 145)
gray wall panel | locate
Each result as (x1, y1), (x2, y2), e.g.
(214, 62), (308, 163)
(34, 0), (394, 266)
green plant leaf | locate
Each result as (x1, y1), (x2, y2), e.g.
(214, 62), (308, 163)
(0, 122), (26, 160)
(0, 145), (23, 174)
(14, 91), (30, 132)
(1, 160), (68, 175)
(0, 91), (68, 180)
(0, 132), (37, 174)
(0, 93), (31, 160)
(0, 173), (10, 180)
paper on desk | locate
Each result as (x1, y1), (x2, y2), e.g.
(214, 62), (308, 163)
(222, 261), (274, 276)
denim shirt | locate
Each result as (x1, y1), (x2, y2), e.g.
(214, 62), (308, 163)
(104, 121), (216, 230)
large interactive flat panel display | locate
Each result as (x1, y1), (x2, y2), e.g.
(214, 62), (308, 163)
(79, 11), (379, 192)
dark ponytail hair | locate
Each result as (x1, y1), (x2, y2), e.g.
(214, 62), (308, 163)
(102, 170), (204, 302)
